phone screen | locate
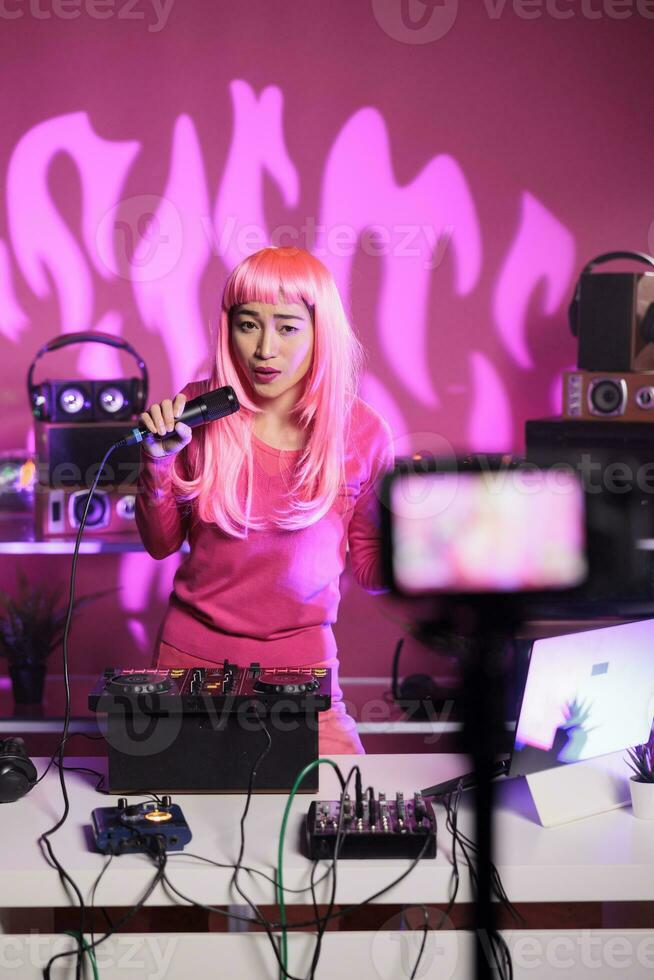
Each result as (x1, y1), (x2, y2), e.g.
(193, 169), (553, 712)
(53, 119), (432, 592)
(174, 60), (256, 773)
(389, 467), (586, 594)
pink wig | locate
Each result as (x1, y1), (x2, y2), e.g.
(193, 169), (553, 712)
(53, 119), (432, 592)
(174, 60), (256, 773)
(170, 246), (365, 537)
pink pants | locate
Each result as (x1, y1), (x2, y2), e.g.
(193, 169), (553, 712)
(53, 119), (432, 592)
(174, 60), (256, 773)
(154, 641), (364, 756)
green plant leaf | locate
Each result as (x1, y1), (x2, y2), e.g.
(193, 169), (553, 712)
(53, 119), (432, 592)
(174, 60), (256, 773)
(0, 576), (120, 665)
(626, 732), (654, 783)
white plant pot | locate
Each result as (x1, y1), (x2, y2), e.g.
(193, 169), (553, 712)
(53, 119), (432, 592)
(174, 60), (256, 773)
(629, 776), (654, 819)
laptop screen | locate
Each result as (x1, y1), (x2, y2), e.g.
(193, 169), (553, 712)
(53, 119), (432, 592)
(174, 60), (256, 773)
(509, 618), (654, 778)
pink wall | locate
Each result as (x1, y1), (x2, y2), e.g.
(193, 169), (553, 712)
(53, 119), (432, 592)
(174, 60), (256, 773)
(1, 0), (653, 683)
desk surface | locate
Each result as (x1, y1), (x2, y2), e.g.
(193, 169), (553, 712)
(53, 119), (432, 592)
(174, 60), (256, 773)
(1, 754), (654, 910)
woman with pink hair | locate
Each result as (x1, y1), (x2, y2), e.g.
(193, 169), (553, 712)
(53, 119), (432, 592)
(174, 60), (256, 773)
(135, 246), (394, 754)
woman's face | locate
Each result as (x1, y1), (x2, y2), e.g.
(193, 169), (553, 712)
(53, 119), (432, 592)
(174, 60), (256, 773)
(230, 299), (314, 407)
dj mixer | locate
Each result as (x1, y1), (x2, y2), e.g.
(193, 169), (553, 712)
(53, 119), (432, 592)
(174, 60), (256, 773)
(89, 662), (331, 793)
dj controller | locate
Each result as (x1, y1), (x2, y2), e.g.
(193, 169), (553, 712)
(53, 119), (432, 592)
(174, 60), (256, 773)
(89, 663), (331, 711)
(89, 663), (331, 793)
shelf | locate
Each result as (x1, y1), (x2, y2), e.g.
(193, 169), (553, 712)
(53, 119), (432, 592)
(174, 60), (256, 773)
(0, 513), (187, 554)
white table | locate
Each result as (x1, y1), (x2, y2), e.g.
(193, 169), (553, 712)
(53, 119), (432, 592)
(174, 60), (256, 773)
(1, 754), (654, 979)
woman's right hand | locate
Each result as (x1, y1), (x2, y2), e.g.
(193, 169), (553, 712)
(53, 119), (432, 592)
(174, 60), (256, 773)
(139, 393), (193, 459)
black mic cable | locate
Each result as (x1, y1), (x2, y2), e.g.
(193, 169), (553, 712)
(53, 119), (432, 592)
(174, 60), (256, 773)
(40, 442), (117, 980)
(41, 389), (241, 977)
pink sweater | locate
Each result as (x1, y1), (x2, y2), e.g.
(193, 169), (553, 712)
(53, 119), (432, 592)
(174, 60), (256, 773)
(135, 384), (394, 669)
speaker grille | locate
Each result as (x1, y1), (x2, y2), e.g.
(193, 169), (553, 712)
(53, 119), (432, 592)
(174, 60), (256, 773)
(36, 422), (141, 488)
(203, 386), (239, 422)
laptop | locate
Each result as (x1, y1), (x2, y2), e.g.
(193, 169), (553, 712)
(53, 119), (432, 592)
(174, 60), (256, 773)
(510, 618), (654, 777)
(423, 619), (654, 820)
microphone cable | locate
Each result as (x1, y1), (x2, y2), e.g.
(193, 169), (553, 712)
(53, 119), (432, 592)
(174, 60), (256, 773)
(38, 394), (236, 977)
(40, 442), (118, 980)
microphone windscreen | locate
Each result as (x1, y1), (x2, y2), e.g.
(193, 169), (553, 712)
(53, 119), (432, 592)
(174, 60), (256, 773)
(203, 386), (240, 422)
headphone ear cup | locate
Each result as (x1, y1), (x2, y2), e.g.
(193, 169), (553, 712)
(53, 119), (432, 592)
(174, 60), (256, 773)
(641, 303), (654, 344)
(134, 379), (147, 416)
(568, 290), (580, 337)
(0, 737), (37, 804)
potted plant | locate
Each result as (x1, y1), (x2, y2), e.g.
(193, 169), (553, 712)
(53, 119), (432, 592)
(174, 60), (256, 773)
(0, 571), (112, 705)
(626, 730), (654, 819)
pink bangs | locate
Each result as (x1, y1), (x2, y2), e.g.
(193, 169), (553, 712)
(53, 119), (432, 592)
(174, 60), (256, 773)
(222, 246), (326, 312)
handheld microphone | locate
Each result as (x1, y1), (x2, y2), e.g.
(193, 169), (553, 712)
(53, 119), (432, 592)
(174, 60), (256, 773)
(115, 385), (240, 448)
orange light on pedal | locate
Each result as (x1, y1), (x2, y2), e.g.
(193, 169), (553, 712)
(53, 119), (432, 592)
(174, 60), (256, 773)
(144, 810), (173, 823)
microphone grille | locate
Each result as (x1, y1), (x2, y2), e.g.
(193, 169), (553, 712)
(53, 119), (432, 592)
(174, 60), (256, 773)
(204, 386), (240, 422)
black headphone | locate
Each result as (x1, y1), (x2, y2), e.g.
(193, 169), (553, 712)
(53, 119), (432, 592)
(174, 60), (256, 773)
(27, 331), (149, 422)
(391, 638), (453, 721)
(0, 737), (37, 803)
(568, 250), (654, 339)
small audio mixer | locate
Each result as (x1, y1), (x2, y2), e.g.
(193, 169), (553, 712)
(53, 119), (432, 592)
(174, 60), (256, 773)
(89, 663), (331, 794)
(306, 790), (437, 859)
(92, 797), (192, 855)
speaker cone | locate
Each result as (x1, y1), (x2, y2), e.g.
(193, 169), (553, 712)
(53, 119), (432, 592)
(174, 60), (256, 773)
(588, 378), (627, 416)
